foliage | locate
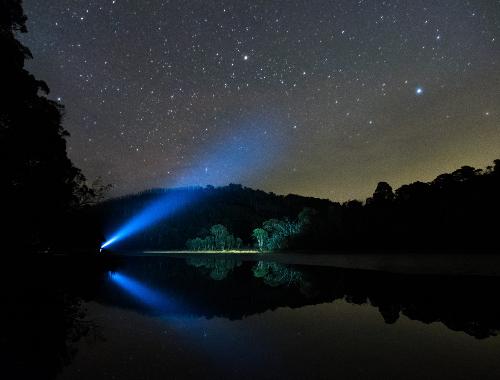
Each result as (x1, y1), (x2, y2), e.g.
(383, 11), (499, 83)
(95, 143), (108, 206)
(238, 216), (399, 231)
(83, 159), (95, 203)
(186, 258), (242, 280)
(254, 208), (314, 250)
(252, 261), (304, 287)
(252, 228), (268, 251)
(186, 224), (242, 251)
(100, 159), (500, 251)
(0, 0), (103, 250)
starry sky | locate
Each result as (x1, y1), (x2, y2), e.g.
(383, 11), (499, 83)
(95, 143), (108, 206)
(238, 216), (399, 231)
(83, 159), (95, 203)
(20, 0), (500, 201)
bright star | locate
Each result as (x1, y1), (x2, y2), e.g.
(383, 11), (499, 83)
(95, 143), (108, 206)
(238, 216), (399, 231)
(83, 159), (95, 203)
(243, 55), (249, 60)
(416, 87), (424, 95)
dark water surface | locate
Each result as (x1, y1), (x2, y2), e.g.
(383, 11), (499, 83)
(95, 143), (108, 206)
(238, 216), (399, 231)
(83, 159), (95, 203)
(4, 254), (500, 379)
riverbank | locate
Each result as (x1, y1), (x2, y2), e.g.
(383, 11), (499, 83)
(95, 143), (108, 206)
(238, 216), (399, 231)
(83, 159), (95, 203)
(106, 250), (500, 277)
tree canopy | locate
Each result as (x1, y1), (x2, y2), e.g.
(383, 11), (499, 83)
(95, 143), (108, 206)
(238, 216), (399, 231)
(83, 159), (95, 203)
(101, 159), (500, 252)
(186, 224), (242, 251)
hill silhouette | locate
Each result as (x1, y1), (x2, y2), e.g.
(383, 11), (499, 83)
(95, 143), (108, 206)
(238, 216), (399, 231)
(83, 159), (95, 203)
(97, 159), (500, 252)
(98, 257), (500, 339)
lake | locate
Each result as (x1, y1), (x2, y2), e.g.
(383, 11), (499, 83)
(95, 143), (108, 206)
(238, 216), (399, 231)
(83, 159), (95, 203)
(3, 253), (500, 379)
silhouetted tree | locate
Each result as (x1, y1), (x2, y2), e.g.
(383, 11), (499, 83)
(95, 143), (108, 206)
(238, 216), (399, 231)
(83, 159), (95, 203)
(394, 181), (430, 202)
(367, 181), (394, 204)
(101, 158), (500, 251)
(494, 160), (500, 176)
(1, 0), (94, 250)
(452, 166), (482, 182)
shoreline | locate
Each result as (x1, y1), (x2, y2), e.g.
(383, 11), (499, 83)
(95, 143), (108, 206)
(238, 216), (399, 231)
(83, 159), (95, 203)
(108, 250), (500, 277)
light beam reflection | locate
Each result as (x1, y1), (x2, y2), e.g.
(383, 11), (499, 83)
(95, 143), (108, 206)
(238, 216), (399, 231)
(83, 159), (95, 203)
(108, 271), (182, 313)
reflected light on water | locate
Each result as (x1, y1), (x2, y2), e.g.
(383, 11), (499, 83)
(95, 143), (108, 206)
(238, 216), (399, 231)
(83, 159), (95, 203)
(108, 271), (180, 312)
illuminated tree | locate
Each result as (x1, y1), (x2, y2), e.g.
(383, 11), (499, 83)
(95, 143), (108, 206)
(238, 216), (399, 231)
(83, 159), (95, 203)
(259, 208), (313, 250)
(210, 224), (228, 250)
(186, 224), (242, 251)
(252, 228), (268, 251)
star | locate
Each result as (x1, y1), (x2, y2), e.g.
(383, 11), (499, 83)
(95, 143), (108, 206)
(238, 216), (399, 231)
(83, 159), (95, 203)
(19, 0), (500, 201)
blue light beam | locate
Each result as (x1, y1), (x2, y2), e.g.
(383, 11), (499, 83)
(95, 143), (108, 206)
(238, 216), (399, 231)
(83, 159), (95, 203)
(101, 189), (197, 249)
(101, 118), (286, 249)
(174, 125), (281, 188)
(108, 271), (180, 312)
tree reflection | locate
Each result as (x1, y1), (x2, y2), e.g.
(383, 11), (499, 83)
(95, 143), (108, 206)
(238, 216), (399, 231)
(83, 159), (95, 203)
(1, 257), (104, 379)
(95, 257), (500, 340)
(252, 261), (304, 287)
(187, 257), (242, 280)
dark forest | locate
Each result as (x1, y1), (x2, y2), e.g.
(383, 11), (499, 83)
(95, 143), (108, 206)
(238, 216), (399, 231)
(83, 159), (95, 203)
(97, 161), (500, 252)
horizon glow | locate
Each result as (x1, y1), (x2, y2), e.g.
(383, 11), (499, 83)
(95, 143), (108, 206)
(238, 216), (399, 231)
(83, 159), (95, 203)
(23, 1), (500, 202)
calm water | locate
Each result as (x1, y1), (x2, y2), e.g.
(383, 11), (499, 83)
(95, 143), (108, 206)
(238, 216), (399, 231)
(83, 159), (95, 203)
(4, 255), (500, 379)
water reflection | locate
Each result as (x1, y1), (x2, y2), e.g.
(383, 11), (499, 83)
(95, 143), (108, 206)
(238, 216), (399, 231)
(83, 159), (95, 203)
(5, 255), (500, 380)
(253, 261), (305, 288)
(1, 256), (104, 379)
(98, 256), (500, 339)
(186, 257), (242, 280)
(108, 271), (182, 313)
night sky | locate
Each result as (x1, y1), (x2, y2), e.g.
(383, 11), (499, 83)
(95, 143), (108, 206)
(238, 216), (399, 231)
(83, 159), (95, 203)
(20, 0), (500, 201)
